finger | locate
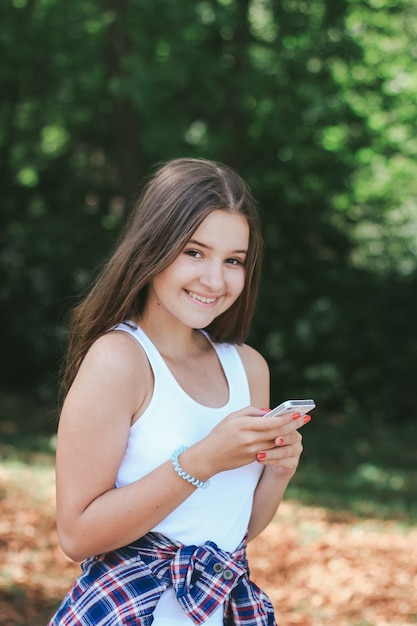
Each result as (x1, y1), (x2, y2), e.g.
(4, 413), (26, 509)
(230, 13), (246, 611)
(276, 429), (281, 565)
(261, 413), (311, 439)
(262, 410), (311, 429)
(257, 438), (303, 464)
(295, 413), (311, 428)
(257, 448), (303, 467)
(286, 412), (312, 431)
(274, 430), (301, 447)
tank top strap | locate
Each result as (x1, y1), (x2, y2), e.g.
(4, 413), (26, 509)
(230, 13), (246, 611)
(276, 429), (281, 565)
(112, 322), (251, 408)
(205, 337), (251, 407)
(112, 321), (166, 366)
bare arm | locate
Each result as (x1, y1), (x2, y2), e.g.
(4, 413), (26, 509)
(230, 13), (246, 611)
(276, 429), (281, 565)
(236, 344), (306, 542)
(246, 429), (304, 541)
(56, 331), (200, 561)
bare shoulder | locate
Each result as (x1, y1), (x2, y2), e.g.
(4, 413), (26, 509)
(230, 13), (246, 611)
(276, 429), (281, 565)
(235, 343), (270, 405)
(68, 329), (153, 419)
(83, 330), (149, 375)
(81, 330), (150, 381)
(235, 343), (269, 377)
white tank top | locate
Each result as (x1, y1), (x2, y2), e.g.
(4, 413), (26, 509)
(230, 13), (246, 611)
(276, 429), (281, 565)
(114, 322), (263, 626)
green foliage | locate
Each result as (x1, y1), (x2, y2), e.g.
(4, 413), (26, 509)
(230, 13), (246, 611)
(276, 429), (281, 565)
(288, 413), (417, 522)
(1, 0), (416, 422)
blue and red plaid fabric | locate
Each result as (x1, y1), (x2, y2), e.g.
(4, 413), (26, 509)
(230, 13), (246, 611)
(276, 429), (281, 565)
(48, 532), (277, 626)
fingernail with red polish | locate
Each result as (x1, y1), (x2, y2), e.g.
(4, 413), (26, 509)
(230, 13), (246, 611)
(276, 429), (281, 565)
(277, 437), (284, 446)
(292, 413), (301, 421)
(257, 452), (267, 461)
(261, 408), (271, 413)
(303, 414), (311, 424)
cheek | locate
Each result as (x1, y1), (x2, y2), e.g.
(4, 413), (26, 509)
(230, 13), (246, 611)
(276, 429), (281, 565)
(230, 270), (246, 298)
(152, 263), (180, 291)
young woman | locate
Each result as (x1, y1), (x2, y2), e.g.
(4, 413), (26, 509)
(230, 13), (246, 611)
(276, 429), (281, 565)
(48, 158), (310, 626)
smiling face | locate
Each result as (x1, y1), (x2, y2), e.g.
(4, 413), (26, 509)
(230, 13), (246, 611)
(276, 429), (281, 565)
(142, 210), (250, 333)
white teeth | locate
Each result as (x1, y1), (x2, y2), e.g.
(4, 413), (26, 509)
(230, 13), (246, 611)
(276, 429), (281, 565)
(188, 291), (216, 304)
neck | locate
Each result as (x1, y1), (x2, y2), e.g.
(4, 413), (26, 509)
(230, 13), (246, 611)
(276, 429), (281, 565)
(137, 315), (205, 359)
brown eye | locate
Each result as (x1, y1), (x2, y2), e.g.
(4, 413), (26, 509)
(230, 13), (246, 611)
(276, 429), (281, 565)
(184, 249), (202, 258)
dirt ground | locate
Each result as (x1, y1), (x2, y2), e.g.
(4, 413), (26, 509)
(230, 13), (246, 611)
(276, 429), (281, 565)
(1, 462), (416, 626)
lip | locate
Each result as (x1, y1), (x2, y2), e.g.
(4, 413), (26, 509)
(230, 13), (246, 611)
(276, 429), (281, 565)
(185, 290), (219, 305)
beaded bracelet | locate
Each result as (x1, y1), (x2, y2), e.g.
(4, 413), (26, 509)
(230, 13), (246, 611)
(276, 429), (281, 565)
(171, 445), (210, 489)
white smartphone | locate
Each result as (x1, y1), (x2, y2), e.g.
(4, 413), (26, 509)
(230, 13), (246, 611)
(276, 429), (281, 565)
(263, 399), (316, 418)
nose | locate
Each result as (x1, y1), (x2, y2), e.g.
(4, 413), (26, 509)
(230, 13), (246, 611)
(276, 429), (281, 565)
(199, 260), (225, 292)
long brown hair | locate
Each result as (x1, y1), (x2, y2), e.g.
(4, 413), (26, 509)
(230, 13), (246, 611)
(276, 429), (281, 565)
(60, 158), (263, 401)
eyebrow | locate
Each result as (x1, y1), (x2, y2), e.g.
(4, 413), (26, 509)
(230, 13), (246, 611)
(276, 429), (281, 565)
(188, 238), (248, 254)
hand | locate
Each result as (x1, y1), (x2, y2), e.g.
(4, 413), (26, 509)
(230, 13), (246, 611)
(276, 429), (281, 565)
(195, 408), (310, 478)
(255, 412), (310, 477)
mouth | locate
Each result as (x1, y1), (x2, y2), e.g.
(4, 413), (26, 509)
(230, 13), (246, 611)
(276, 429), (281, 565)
(186, 290), (218, 305)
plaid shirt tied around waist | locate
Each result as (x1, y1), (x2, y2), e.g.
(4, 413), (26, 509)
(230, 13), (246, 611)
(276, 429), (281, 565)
(48, 531), (277, 626)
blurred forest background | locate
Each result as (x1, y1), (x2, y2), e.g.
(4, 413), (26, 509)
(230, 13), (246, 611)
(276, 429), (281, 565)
(2, 0), (417, 423)
(1, 1), (417, 624)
